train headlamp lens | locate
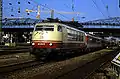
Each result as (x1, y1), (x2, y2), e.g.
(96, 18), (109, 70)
(49, 43), (52, 46)
(32, 43), (35, 45)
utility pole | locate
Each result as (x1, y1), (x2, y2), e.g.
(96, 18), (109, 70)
(72, 0), (75, 21)
(26, 5), (80, 20)
(0, 0), (2, 45)
(0, 0), (2, 31)
(26, 6), (54, 19)
(36, 6), (40, 19)
(26, 5), (40, 19)
(51, 10), (54, 19)
(118, 0), (120, 8)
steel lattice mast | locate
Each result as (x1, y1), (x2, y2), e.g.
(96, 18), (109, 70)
(0, 0), (2, 44)
(0, 0), (2, 31)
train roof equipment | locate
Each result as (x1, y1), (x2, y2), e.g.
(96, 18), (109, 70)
(41, 18), (83, 29)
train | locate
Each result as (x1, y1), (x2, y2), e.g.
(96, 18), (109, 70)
(30, 19), (113, 59)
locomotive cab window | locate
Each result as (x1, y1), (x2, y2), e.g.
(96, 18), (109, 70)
(57, 25), (62, 32)
(35, 25), (54, 31)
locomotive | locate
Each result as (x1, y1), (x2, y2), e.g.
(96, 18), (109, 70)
(30, 19), (107, 59)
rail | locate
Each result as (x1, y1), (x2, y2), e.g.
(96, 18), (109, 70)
(28, 48), (120, 79)
(0, 58), (43, 73)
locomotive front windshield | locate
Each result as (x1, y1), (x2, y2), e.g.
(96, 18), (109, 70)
(35, 25), (54, 31)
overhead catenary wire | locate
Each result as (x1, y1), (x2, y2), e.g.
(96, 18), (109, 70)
(4, 0), (34, 18)
(24, 0), (40, 18)
(91, 0), (107, 18)
(28, 0), (72, 20)
(64, 2), (83, 21)
(100, 0), (110, 18)
(24, 0), (37, 10)
(5, 0), (81, 21)
(72, 0), (74, 12)
(17, 0), (38, 18)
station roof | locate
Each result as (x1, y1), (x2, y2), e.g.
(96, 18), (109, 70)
(2, 17), (120, 28)
(2, 18), (83, 29)
(2, 18), (42, 26)
(80, 17), (120, 26)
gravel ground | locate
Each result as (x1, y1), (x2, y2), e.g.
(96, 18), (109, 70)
(0, 52), (36, 67)
(0, 52), (31, 59)
(88, 62), (118, 79)
(0, 49), (115, 79)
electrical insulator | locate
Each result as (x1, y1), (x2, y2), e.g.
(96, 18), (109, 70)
(11, 15), (14, 16)
(81, 17), (85, 19)
(18, 2), (20, 4)
(18, 7), (20, 13)
(18, 11), (20, 13)
(27, 13), (29, 15)
(28, 2), (30, 4)
(9, 3), (12, 5)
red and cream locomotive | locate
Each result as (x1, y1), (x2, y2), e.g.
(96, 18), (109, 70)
(30, 19), (104, 59)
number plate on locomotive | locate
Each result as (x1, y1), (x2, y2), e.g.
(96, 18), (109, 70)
(38, 42), (45, 45)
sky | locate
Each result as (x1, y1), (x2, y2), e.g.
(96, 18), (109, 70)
(2, 0), (120, 22)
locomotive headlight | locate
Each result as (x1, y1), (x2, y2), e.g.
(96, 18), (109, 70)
(49, 43), (53, 46)
(32, 43), (35, 45)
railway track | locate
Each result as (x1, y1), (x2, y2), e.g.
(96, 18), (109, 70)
(0, 46), (30, 55)
(0, 48), (119, 79)
(0, 51), (52, 75)
(0, 59), (43, 74)
(86, 61), (112, 79)
(0, 51), (38, 73)
(56, 48), (120, 79)
(0, 52), (44, 74)
(24, 48), (119, 79)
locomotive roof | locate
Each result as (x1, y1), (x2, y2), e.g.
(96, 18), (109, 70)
(41, 18), (83, 28)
